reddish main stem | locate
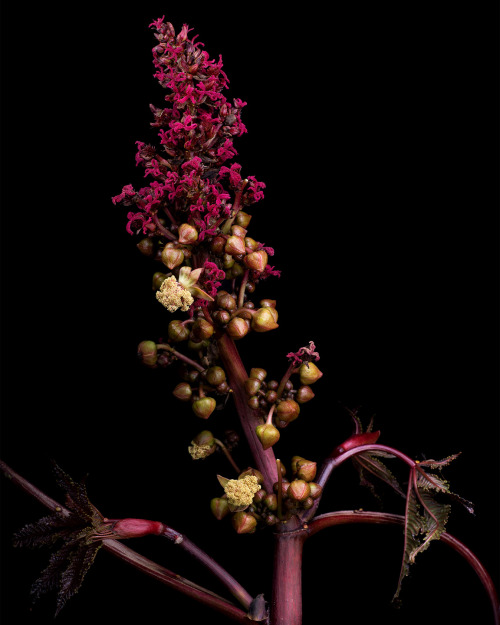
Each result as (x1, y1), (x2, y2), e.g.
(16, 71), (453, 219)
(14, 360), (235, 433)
(217, 332), (278, 492)
(271, 529), (307, 625)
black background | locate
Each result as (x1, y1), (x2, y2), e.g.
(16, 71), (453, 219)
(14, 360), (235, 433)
(1, 3), (499, 624)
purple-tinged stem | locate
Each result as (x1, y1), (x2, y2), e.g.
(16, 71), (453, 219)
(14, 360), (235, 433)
(270, 528), (307, 625)
(152, 212), (177, 240)
(103, 539), (253, 623)
(217, 332), (278, 492)
(162, 532), (254, 609)
(307, 510), (500, 625)
(156, 343), (206, 372)
(214, 438), (241, 474)
(275, 362), (297, 401)
(0, 459), (254, 624)
(301, 443), (417, 522)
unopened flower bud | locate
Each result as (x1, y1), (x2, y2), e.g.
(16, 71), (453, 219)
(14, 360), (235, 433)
(191, 318), (214, 341)
(299, 362), (323, 385)
(264, 493), (278, 511)
(250, 367), (267, 381)
(137, 340), (157, 366)
(238, 468), (264, 485)
(168, 320), (190, 342)
(260, 298), (277, 309)
(178, 223), (199, 244)
(161, 244), (184, 270)
(255, 423), (280, 450)
(192, 396), (217, 419)
(248, 396), (260, 410)
(210, 497), (230, 520)
(231, 225), (247, 238)
(308, 482), (323, 499)
(276, 399), (300, 423)
(227, 317), (250, 339)
(244, 236), (259, 251)
(137, 238), (155, 257)
(264, 513), (279, 526)
(288, 479), (311, 502)
(223, 253), (235, 269)
(296, 385), (315, 403)
(293, 457), (317, 482)
(231, 511), (257, 534)
(112, 518), (164, 539)
(152, 272), (167, 290)
(210, 235), (226, 255)
(244, 378), (261, 396)
(244, 250), (268, 272)
(227, 262), (244, 279)
(217, 292), (237, 311)
(251, 308), (279, 333)
(213, 309), (231, 325)
(205, 366), (226, 386)
(235, 211), (252, 228)
(172, 382), (193, 402)
(225, 235), (246, 256)
(253, 489), (267, 504)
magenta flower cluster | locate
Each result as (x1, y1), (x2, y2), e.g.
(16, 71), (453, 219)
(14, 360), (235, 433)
(112, 16), (266, 245)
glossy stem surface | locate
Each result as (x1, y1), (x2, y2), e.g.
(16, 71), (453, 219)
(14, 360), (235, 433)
(217, 332), (278, 492)
(270, 529), (307, 625)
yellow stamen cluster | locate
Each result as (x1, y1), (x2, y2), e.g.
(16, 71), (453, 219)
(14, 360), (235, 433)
(223, 475), (261, 507)
(156, 276), (194, 312)
(188, 443), (213, 460)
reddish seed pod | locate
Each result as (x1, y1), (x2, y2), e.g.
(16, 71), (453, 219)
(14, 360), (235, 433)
(244, 378), (261, 396)
(276, 399), (300, 423)
(288, 479), (311, 502)
(226, 317), (250, 339)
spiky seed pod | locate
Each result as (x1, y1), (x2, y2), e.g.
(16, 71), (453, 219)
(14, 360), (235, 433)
(299, 361), (323, 385)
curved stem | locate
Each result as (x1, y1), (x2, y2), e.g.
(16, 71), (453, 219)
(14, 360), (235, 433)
(238, 269), (250, 309)
(307, 510), (500, 625)
(152, 212), (177, 240)
(275, 362), (297, 401)
(156, 343), (205, 373)
(0, 459), (253, 624)
(214, 438), (241, 474)
(301, 443), (417, 523)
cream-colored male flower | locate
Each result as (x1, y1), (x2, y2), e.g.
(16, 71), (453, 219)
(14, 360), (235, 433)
(220, 475), (261, 510)
(156, 276), (194, 312)
(156, 266), (214, 312)
(188, 442), (214, 460)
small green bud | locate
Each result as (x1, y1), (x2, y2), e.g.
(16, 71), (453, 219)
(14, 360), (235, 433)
(296, 385), (315, 403)
(137, 341), (157, 366)
(249, 367), (267, 382)
(244, 377), (261, 396)
(191, 318), (214, 341)
(227, 317), (250, 339)
(299, 361), (323, 385)
(172, 382), (193, 402)
(308, 482), (323, 499)
(288, 479), (311, 502)
(264, 493), (278, 511)
(276, 399), (301, 423)
(152, 272), (167, 290)
(161, 244), (184, 270)
(235, 211), (252, 228)
(255, 423), (280, 450)
(210, 497), (230, 520)
(192, 397), (217, 419)
(177, 223), (198, 244)
(231, 511), (257, 534)
(137, 237), (155, 257)
(225, 235), (246, 256)
(205, 366), (226, 386)
(168, 320), (190, 342)
(244, 250), (268, 272)
(251, 308), (279, 333)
